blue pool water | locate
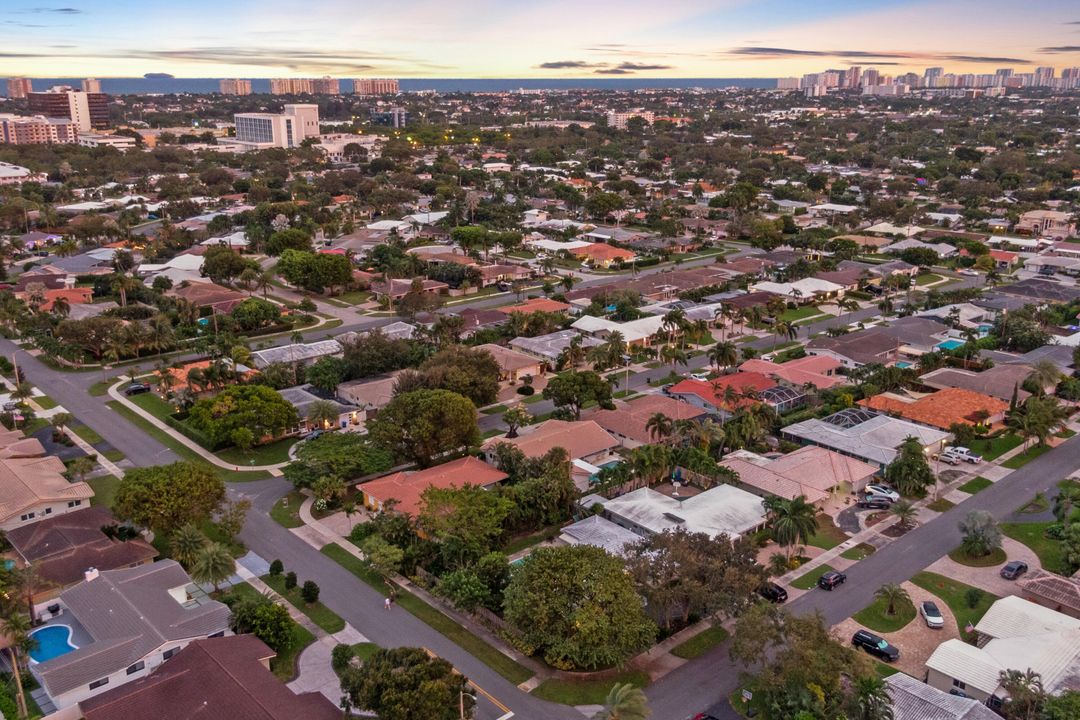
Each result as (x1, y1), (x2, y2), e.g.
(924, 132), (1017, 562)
(29, 625), (77, 664)
(895, 361), (914, 369)
(937, 339), (964, 351)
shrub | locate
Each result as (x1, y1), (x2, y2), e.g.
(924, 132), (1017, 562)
(269, 559), (284, 577)
(1045, 523), (1066, 540)
(331, 643), (355, 672)
(301, 580), (320, 604)
(964, 587), (984, 609)
(516, 385), (535, 396)
(284, 571), (297, 590)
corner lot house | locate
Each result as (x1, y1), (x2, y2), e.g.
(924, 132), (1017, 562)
(720, 445), (878, 503)
(858, 388), (1008, 430)
(31, 560), (231, 711)
(359, 457), (508, 517)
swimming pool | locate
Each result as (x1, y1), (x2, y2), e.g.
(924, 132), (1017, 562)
(895, 361), (914, 369)
(29, 625), (78, 664)
(937, 339), (964, 351)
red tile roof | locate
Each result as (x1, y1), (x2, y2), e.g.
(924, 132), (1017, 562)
(858, 388), (1008, 430)
(668, 372), (776, 411)
(359, 457), (508, 516)
(497, 297), (571, 315)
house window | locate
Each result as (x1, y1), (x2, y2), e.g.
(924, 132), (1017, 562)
(44, 508), (52, 515)
(208, 631), (225, 638)
(19, 513), (34, 521)
(89, 678), (109, 690)
(162, 648), (177, 660)
(952, 679), (966, 690)
(126, 661), (144, 675)
(68, 500), (82, 508)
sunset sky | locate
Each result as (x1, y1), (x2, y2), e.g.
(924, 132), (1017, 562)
(2, 0), (1079, 79)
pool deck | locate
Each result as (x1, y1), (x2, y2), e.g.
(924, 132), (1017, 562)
(31, 614), (93, 662)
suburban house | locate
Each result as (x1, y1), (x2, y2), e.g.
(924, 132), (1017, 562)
(14, 286), (94, 313)
(858, 388), (1008, 430)
(451, 308), (507, 338)
(370, 277), (448, 302)
(594, 484), (766, 541)
(1017, 209), (1075, 240)
(31, 560), (232, 711)
(0, 451), (94, 532)
(719, 445), (879, 503)
(497, 297), (572, 316)
(586, 394), (707, 448)
(509, 330), (603, 364)
(570, 242), (637, 268)
(918, 364), (1032, 403)
(807, 317), (949, 368)
(782, 407), (950, 469)
(751, 277), (845, 303)
(481, 419), (620, 486)
(885, 673), (999, 720)
(668, 372), (805, 418)
(250, 340), (342, 370)
(1017, 571), (1080, 619)
(278, 384), (363, 433)
(739, 356), (844, 390)
(165, 281), (248, 313)
(5, 506), (157, 614)
(925, 596), (1080, 708)
(571, 315), (665, 347)
(474, 343), (544, 384)
(358, 457), (509, 517)
(78, 635), (340, 720)
(557, 515), (643, 557)
(336, 372), (402, 415)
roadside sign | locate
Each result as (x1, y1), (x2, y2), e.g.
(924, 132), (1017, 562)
(741, 690), (753, 703)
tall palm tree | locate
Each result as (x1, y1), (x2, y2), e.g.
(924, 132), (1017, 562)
(50, 295), (71, 318)
(558, 335), (586, 370)
(874, 583), (910, 617)
(1053, 485), (1080, 530)
(772, 320), (796, 351)
(592, 683), (650, 720)
(889, 499), (917, 528)
(1, 612), (31, 718)
(1026, 359), (1062, 394)
(770, 496), (819, 557)
(191, 542), (236, 593)
(708, 340), (738, 374)
(645, 412), (673, 443)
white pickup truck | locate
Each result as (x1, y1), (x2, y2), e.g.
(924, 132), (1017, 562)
(939, 446), (982, 465)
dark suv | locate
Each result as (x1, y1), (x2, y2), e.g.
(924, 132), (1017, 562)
(817, 570), (847, 591)
(1000, 560), (1028, 580)
(123, 383), (151, 396)
(758, 582), (788, 603)
(852, 630), (900, 662)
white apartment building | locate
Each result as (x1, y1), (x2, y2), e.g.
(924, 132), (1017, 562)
(606, 110), (655, 130)
(233, 103), (320, 149)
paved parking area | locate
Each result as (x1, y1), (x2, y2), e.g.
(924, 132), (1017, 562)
(925, 536), (1041, 597)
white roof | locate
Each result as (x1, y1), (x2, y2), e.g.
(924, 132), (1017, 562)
(810, 203), (858, 213)
(751, 278), (843, 297)
(559, 515), (642, 557)
(926, 640), (1006, 695)
(975, 595), (1080, 639)
(366, 220), (411, 231)
(403, 211), (449, 224)
(599, 484), (765, 540)
(866, 222), (922, 237)
(571, 315), (665, 343)
(525, 238), (594, 252)
(783, 412), (949, 467)
(0, 163), (33, 179)
(886, 673), (999, 720)
(201, 231), (249, 247)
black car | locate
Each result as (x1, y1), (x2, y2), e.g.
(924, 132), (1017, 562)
(851, 630), (900, 662)
(1000, 560), (1029, 580)
(817, 570), (847, 591)
(758, 582), (788, 603)
(123, 383), (151, 396)
(857, 497), (892, 510)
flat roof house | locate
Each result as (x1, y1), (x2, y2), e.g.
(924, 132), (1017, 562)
(597, 484), (766, 541)
(510, 330), (603, 363)
(359, 457), (508, 517)
(782, 407), (949, 468)
(250, 340), (342, 370)
(31, 560), (231, 711)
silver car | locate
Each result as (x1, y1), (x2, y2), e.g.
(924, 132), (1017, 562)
(921, 600), (944, 629)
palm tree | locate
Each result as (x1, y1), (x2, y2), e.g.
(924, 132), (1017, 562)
(170, 524), (208, 568)
(661, 308), (687, 347)
(889, 499), (917, 528)
(1053, 485), (1080, 530)
(772, 320), (796, 351)
(307, 399), (340, 430)
(770, 496), (819, 557)
(708, 340), (738, 373)
(190, 542), (235, 593)
(592, 683), (650, 720)
(848, 676), (894, 720)
(558, 335), (586, 370)
(660, 344), (688, 372)
(111, 273), (137, 307)
(1026, 359), (1062, 394)
(51, 295), (71, 318)
(1, 612), (31, 718)
(645, 412), (673, 443)
(874, 583), (910, 616)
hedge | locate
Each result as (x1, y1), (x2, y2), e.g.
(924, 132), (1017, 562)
(164, 414), (229, 452)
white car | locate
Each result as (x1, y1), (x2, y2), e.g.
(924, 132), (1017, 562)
(921, 600), (944, 629)
(958, 268), (980, 277)
(690, 372), (710, 381)
(941, 446), (982, 464)
(864, 484), (900, 502)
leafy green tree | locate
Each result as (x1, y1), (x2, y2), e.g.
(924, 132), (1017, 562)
(502, 405), (532, 438)
(407, 345), (501, 407)
(202, 245), (252, 284)
(592, 683), (651, 720)
(305, 356), (347, 393)
(368, 389), (480, 466)
(187, 385), (299, 448)
(340, 647), (473, 720)
(300, 580), (320, 604)
(958, 510), (1002, 558)
(1042, 691), (1080, 720)
(114, 462), (226, 534)
(282, 432), (393, 488)
(884, 437), (935, 496)
(266, 228), (312, 256)
(360, 535), (405, 583)
(418, 485), (514, 568)
(190, 542), (235, 592)
(227, 592), (294, 653)
(230, 297), (281, 331)
(504, 545), (656, 670)
(542, 370), (614, 420)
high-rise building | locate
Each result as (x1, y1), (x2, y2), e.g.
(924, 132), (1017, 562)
(776, 77), (800, 90)
(860, 68), (880, 87)
(370, 107), (409, 128)
(846, 67), (861, 88)
(5, 78), (32, 99)
(311, 77), (340, 94)
(1034, 67), (1055, 86)
(27, 89), (110, 132)
(605, 110), (655, 130)
(923, 67), (944, 87)
(269, 78), (314, 95)
(0, 114), (78, 145)
(353, 78), (400, 95)
(81, 78), (101, 93)
(233, 103), (319, 149)
(219, 79), (252, 96)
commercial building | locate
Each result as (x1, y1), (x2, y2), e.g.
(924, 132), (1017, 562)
(28, 89), (110, 131)
(370, 107), (409, 128)
(78, 133), (138, 150)
(0, 161), (47, 185)
(6, 77), (32, 98)
(81, 78), (101, 93)
(233, 103), (319, 149)
(353, 78), (399, 94)
(0, 114), (79, 145)
(218, 78), (252, 96)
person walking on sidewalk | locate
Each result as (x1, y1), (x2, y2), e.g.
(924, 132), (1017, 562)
(384, 597), (391, 611)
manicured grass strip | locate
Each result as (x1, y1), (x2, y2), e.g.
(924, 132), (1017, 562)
(841, 543), (876, 561)
(876, 662), (901, 678)
(927, 498), (955, 512)
(852, 595), (916, 634)
(88, 474), (121, 510)
(217, 437), (296, 466)
(270, 490), (306, 529)
(670, 625), (729, 660)
(1002, 444), (1052, 469)
(532, 671), (649, 705)
(791, 563), (836, 590)
(72, 423), (104, 445)
(969, 433), (1022, 461)
(103, 449), (125, 462)
(223, 582), (315, 681)
(806, 515), (848, 550)
(911, 571), (1000, 639)
(480, 404), (508, 415)
(320, 543), (533, 685)
(915, 273), (944, 286)
(1001, 521), (1068, 574)
(948, 547), (1006, 567)
(105, 401), (271, 482)
(502, 527), (559, 555)
(958, 476), (992, 495)
(129, 391), (175, 420)
(354, 642), (380, 662)
(779, 305), (822, 323)
(88, 377), (119, 396)
(35, 395), (58, 410)
(262, 573), (346, 634)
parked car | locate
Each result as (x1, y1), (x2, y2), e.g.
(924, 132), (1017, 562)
(817, 571), (847, 591)
(496, 281), (512, 292)
(2, 401), (18, 411)
(758, 582), (788, 603)
(1000, 560), (1029, 580)
(864, 484), (900, 502)
(690, 372), (710, 381)
(857, 497), (893, 510)
(921, 601), (944, 628)
(123, 383), (151, 396)
(851, 630), (900, 662)
(958, 268), (980, 277)
(302, 429), (324, 442)
(941, 446), (982, 464)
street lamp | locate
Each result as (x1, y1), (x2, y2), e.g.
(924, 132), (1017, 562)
(459, 689), (476, 720)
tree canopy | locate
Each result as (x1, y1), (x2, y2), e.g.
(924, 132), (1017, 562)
(114, 462), (225, 534)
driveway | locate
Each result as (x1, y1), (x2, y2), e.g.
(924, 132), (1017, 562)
(925, 536), (1042, 597)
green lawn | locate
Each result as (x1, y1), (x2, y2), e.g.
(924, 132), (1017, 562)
(88, 474), (121, 510)
(670, 625), (729, 660)
(354, 642), (380, 662)
(1001, 521), (1068, 574)
(852, 595), (916, 633)
(103, 449), (125, 462)
(71, 423), (104, 445)
(532, 671), (649, 705)
(948, 546), (1006, 568)
(503, 527), (559, 555)
(911, 572), (1000, 639)
(522, 393), (546, 404)
(480, 404), (509, 416)
(35, 395), (58, 410)
(916, 273), (944, 286)
(216, 436), (297, 466)
(129, 391), (175, 420)
(969, 433), (1023, 461)
(779, 305), (823, 323)
(958, 476), (993, 494)
(262, 573), (346, 634)
(791, 564), (836, 590)
(222, 582), (315, 681)
(841, 543), (877, 561)
(270, 490), (306, 529)
(806, 515), (848, 550)
(105, 401), (271, 483)
(1002, 444), (1052, 469)
(88, 377), (120, 396)
(927, 498), (955, 512)
(320, 543), (533, 685)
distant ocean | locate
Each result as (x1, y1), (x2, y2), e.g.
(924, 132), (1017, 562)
(17, 77), (776, 95)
